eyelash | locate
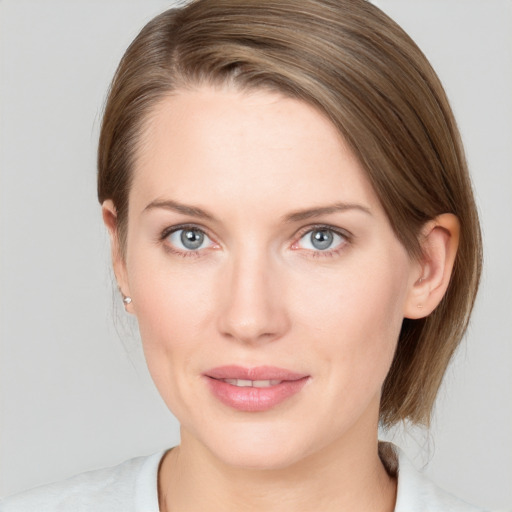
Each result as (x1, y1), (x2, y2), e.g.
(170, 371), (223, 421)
(292, 224), (351, 258)
(159, 223), (351, 259)
(160, 224), (211, 259)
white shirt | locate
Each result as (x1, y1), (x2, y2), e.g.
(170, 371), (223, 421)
(0, 444), (488, 511)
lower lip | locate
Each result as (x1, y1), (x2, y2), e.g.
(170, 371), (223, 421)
(205, 377), (309, 412)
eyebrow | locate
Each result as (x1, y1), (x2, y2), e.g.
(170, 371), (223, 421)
(281, 202), (372, 223)
(143, 199), (215, 220)
(143, 199), (372, 222)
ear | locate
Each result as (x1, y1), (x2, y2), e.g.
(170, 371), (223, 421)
(404, 213), (460, 319)
(102, 200), (133, 313)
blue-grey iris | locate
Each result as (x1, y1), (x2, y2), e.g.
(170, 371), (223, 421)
(311, 230), (333, 250)
(181, 229), (204, 250)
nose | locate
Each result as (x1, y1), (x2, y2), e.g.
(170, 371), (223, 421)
(216, 250), (290, 345)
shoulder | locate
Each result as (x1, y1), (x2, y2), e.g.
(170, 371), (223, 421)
(0, 451), (165, 512)
(382, 443), (489, 512)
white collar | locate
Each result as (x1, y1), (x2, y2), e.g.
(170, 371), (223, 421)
(138, 444), (485, 512)
(379, 442), (486, 512)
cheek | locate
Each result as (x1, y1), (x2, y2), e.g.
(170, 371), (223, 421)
(128, 242), (212, 326)
(295, 250), (410, 386)
(125, 247), (216, 381)
(128, 263), (220, 424)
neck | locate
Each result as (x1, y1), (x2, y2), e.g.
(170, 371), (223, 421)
(158, 428), (396, 512)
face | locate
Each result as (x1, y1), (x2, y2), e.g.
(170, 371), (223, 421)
(112, 86), (420, 470)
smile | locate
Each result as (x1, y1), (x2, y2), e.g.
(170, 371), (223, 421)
(219, 379), (282, 387)
(204, 366), (310, 412)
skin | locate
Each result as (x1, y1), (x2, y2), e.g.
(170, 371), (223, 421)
(103, 85), (459, 512)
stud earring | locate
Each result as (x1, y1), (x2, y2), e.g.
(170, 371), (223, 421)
(123, 296), (132, 305)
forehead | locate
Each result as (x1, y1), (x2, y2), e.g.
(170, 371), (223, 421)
(130, 85), (380, 218)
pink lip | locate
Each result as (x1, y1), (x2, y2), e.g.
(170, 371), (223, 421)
(204, 365), (310, 412)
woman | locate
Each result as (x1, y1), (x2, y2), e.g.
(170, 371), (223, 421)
(1, 0), (488, 510)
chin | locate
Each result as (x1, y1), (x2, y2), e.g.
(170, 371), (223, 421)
(191, 418), (322, 471)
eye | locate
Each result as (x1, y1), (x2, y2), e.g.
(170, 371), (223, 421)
(295, 227), (347, 253)
(166, 227), (213, 252)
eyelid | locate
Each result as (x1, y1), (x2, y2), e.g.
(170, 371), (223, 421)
(293, 224), (352, 243)
(159, 222), (351, 258)
(291, 224), (352, 254)
(160, 223), (220, 255)
(161, 223), (207, 240)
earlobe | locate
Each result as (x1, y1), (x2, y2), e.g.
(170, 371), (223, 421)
(404, 213), (460, 319)
(101, 200), (133, 313)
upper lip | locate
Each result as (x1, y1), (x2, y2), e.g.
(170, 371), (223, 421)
(205, 365), (308, 381)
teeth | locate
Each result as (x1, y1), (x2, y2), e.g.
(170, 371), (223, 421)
(253, 379), (281, 388)
(221, 379), (281, 387)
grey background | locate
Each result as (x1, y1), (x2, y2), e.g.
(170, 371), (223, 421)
(1, 1), (511, 509)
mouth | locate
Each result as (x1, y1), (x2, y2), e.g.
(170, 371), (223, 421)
(204, 365), (310, 412)
(216, 378), (282, 388)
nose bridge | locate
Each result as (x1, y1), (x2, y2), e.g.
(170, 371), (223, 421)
(217, 242), (289, 344)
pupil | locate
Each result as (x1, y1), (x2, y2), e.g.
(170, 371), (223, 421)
(181, 229), (204, 250)
(311, 230), (333, 250)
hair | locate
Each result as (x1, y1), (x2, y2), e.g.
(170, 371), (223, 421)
(97, 0), (482, 427)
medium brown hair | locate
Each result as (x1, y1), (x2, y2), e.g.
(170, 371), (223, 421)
(98, 0), (482, 427)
